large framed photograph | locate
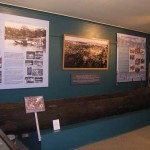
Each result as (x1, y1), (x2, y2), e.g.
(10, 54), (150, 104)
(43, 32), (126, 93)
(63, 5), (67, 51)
(63, 34), (109, 70)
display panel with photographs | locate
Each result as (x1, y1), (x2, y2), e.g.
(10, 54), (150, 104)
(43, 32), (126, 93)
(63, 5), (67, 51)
(117, 33), (146, 82)
(63, 34), (109, 70)
(0, 13), (49, 89)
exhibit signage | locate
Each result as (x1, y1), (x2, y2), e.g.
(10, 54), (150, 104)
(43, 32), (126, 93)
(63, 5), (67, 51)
(71, 73), (100, 85)
(24, 96), (45, 141)
(0, 13), (49, 89)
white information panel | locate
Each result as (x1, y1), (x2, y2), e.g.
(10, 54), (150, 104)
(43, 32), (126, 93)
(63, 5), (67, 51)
(117, 33), (146, 82)
(0, 13), (49, 89)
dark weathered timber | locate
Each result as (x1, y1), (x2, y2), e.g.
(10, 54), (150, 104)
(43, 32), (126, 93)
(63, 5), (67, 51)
(0, 129), (19, 150)
(1, 87), (150, 134)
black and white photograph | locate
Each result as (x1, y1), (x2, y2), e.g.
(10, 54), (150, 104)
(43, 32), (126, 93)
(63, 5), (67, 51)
(25, 77), (34, 83)
(33, 60), (43, 67)
(5, 22), (46, 52)
(35, 77), (43, 83)
(32, 69), (43, 76)
(27, 67), (32, 75)
(26, 51), (35, 59)
(25, 60), (33, 66)
(35, 51), (43, 59)
(0, 57), (2, 68)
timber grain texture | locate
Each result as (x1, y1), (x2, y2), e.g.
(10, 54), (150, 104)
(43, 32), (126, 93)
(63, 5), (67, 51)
(0, 87), (150, 134)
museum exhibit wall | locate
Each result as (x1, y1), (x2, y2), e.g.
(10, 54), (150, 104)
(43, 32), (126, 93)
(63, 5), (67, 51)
(0, 3), (150, 102)
(0, 3), (150, 150)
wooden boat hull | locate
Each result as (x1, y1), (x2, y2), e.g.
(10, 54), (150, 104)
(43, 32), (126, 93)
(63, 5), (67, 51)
(0, 87), (150, 134)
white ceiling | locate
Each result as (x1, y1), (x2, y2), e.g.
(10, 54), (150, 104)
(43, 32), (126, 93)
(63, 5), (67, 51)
(0, 0), (150, 34)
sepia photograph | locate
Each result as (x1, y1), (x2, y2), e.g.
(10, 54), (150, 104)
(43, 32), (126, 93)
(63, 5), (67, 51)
(141, 58), (145, 63)
(130, 48), (135, 54)
(141, 65), (144, 70)
(135, 58), (141, 65)
(135, 67), (140, 73)
(63, 34), (109, 70)
(130, 55), (135, 60)
(24, 96), (45, 113)
(129, 65), (135, 72)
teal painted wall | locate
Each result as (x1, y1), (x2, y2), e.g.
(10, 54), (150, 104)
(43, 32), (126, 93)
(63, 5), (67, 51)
(0, 4), (149, 102)
(0, 4), (150, 150)
(41, 108), (150, 150)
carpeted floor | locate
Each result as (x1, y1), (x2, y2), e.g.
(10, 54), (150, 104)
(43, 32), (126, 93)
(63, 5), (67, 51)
(76, 125), (150, 150)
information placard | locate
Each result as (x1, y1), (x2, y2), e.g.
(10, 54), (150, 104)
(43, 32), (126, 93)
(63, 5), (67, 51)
(71, 73), (100, 85)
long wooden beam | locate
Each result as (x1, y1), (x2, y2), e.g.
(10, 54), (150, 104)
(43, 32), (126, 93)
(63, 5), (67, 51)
(0, 87), (150, 134)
